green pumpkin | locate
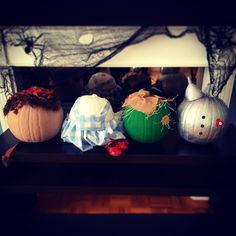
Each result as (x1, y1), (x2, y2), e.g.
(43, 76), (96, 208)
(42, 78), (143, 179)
(123, 102), (171, 143)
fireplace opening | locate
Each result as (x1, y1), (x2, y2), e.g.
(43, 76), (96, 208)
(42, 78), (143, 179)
(11, 66), (204, 114)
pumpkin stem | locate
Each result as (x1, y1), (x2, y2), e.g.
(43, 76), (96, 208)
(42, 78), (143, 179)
(185, 76), (204, 101)
(187, 76), (192, 85)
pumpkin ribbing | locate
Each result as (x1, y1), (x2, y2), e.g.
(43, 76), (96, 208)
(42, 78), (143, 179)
(4, 86), (64, 143)
(123, 102), (171, 143)
(178, 78), (229, 144)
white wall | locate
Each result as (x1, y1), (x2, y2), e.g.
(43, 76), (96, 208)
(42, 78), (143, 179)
(7, 46), (35, 66)
(101, 33), (208, 67)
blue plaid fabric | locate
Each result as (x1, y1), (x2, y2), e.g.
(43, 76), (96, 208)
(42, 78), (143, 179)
(61, 96), (125, 151)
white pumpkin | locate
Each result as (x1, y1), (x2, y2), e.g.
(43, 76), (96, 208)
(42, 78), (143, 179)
(178, 78), (229, 144)
(7, 105), (64, 142)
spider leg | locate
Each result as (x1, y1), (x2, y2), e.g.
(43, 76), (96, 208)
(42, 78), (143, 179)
(37, 44), (46, 66)
(13, 42), (25, 46)
(31, 47), (44, 66)
(11, 31), (25, 46)
(33, 33), (44, 43)
(31, 49), (39, 66)
(22, 26), (30, 33)
(33, 44), (44, 49)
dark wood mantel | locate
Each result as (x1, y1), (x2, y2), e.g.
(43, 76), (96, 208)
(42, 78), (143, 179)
(0, 125), (236, 196)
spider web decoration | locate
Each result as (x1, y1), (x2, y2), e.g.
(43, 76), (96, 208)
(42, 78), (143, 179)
(2, 26), (194, 67)
(0, 26), (235, 97)
(195, 26), (236, 97)
(0, 68), (16, 97)
(2, 26), (46, 66)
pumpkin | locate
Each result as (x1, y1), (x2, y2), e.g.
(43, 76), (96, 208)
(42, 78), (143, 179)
(61, 94), (125, 151)
(7, 105), (64, 142)
(123, 105), (170, 143)
(177, 78), (229, 144)
(4, 86), (64, 143)
(123, 89), (172, 143)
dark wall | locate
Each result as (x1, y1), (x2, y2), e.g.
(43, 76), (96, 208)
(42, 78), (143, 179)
(229, 75), (236, 126)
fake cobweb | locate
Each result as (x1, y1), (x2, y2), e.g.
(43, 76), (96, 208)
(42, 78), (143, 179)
(0, 26), (235, 97)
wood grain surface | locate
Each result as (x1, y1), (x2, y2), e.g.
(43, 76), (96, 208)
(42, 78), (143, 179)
(34, 193), (210, 214)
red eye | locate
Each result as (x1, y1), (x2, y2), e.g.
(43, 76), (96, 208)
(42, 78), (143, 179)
(216, 118), (224, 127)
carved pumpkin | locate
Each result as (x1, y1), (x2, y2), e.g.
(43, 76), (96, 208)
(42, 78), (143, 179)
(123, 89), (172, 143)
(178, 78), (229, 144)
(4, 86), (64, 142)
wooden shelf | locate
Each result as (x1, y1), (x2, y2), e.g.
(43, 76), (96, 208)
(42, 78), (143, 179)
(5, 125), (236, 164)
(0, 125), (236, 196)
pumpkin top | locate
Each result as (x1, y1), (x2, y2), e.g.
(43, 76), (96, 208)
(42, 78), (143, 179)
(122, 89), (173, 115)
(65, 94), (117, 131)
(3, 86), (61, 115)
(185, 77), (204, 101)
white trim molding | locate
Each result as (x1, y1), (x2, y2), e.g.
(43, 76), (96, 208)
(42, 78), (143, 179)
(0, 91), (8, 133)
(0, 67), (17, 134)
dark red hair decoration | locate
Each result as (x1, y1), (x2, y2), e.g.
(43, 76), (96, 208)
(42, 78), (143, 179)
(20, 86), (54, 99)
(4, 86), (60, 115)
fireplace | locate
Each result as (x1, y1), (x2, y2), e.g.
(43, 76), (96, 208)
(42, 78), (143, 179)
(1, 26), (235, 134)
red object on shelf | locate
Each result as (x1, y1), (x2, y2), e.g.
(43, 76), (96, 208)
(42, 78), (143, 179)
(104, 139), (129, 156)
(116, 139), (129, 150)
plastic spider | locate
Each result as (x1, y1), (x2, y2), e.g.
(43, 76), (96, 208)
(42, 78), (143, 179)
(10, 28), (45, 66)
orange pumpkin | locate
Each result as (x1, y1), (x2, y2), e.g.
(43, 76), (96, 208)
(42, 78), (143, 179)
(7, 105), (64, 142)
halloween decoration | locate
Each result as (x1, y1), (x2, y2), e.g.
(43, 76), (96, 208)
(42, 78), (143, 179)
(1, 27), (235, 101)
(3, 86), (64, 142)
(178, 78), (229, 144)
(104, 139), (129, 157)
(122, 89), (173, 143)
(121, 68), (151, 96)
(82, 72), (124, 112)
(151, 67), (188, 109)
(61, 94), (125, 152)
(156, 67), (188, 98)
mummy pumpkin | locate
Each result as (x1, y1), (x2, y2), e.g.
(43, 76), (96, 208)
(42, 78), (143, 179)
(3, 87), (64, 142)
(177, 78), (229, 144)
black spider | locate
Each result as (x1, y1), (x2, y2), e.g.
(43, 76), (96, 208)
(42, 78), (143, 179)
(10, 28), (46, 66)
(23, 36), (39, 54)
